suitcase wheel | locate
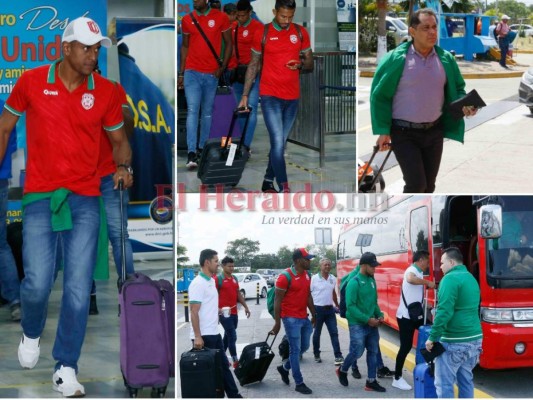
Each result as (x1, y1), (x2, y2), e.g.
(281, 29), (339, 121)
(127, 387), (138, 398)
(150, 387), (166, 398)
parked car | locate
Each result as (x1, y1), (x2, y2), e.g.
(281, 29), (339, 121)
(234, 273), (268, 299)
(510, 24), (533, 37)
(386, 16), (409, 46)
(256, 269), (278, 287)
(518, 66), (533, 113)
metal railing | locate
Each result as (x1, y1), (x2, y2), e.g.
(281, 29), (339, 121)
(289, 52), (356, 167)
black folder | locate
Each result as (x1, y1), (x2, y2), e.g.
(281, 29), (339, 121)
(448, 89), (486, 120)
(420, 341), (446, 363)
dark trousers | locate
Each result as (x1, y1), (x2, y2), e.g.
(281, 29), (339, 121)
(394, 317), (418, 379)
(390, 124), (444, 193)
(499, 37), (509, 66)
(220, 314), (239, 359)
(201, 334), (240, 398)
(312, 306), (342, 358)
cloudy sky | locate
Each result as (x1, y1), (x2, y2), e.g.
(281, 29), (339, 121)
(176, 193), (383, 263)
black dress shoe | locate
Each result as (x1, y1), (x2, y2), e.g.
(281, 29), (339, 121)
(261, 180), (278, 193)
(89, 294), (99, 315)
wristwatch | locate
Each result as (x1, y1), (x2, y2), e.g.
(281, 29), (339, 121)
(118, 164), (133, 175)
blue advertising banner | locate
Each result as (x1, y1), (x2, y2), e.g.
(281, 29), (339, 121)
(0, 2), (108, 101)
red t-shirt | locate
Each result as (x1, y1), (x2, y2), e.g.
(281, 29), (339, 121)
(251, 22), (311, 100)
(276, 267), (311, 319)
(5, 61), (123, 196)
(216, 274), (240, 315)
(182, 8), (231, 73)
(97, 83), (129, 178)
(233, 18), (264, 65)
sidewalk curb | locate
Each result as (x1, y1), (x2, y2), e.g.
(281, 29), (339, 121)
(336, 316), (493, 398)
(359, 70), (523, 79)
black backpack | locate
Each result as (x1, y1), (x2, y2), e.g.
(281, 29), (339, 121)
(339, 276), (360, 318)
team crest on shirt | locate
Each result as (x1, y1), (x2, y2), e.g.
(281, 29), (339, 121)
(81, 93), (95, 110)
(290, 34), (298, 44)
(243, 30), (249, 37)
(208, 19), (215, 28)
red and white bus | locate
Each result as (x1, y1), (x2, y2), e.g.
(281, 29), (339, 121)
(336, 195), (533, 369)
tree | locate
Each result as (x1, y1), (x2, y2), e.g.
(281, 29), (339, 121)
(250, 253), (280, 271)
(176, 244), (189, 267)
(225, 238), (260, 267)
(277, 246), (293, 269)
(376, 0), (389, 62)
(486, 0), (530, 21)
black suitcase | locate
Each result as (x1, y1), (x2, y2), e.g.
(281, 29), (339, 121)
(180, 347), (224, 398)
(357, 145), (392, 193)
(234, 333), (276, 386)
(197, 108), (251, 186)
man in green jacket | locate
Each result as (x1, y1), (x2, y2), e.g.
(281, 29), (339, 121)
(425, 247), (482, 398)
(336, 252), (387, 392)
(370, 8), (476, 193)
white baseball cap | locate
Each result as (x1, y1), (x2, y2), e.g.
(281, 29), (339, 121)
(62, 17), (112, 48)
(502, 15), (510, 20)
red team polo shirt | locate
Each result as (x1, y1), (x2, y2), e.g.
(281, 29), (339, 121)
(276, 266), (311, 319)
(181, 7), (231, 74)
(232, 18), (264, 65)
(97, 83), (129, 178)
(227, 21), (238, 69)
(5, 60), (123, 196)
(216, 274), (240, 316)
(251, 21), (311, 100)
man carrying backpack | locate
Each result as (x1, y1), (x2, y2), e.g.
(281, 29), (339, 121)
(216, 256), (250, 369)
(495, 15), (511, 69)
(337, 252), (387, 392)
(339, 254), (394, 381)
(270, 248), (316, 395)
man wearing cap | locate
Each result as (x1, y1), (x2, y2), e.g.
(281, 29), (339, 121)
(337, 252), (387, 392)
(495, 15), (511, 68)
(371, 8), (476, 194)
(271, 248), (317, 395)
(0, 16), (132, 397)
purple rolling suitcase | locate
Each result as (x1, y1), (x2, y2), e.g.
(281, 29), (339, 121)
(209, 86), (242, 139)
(118, 182), (175, 397)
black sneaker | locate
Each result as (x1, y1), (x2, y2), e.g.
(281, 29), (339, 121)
(261, 180), (278, 193)
(336, 367), (348, 387)
(89, 294), (99, 315)
(365, 379), (386, 392)
(277, 365), (290, 385)
(295, 383), (312, 395)
(334, 356), (344, 366)
(186, 152), (197, 169)
(314, 354), (321, 363)
(351, 367), (362, 379)
(377, 366), (395, 378)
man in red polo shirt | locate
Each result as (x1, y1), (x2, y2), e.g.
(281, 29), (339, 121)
(238, 0), (313, 193)
(179, 0), (232, 169)
(0, 16), (132, 397)
(216, 256), (250, 368)
(271, 248), (317, 395)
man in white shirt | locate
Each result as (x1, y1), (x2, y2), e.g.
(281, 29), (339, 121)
(189, 249), (242, 398)
(392, 250), (435, 391)
(310, 258), (344, 365)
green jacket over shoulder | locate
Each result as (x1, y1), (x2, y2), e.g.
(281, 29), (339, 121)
(428, 265), (483, 343)
(370, 41), (467, 143)
(345, 272), (383, 325)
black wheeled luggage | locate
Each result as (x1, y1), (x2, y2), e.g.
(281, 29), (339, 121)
(357, 145), (393, 193)
(180, 347), (224, 398)
(234, 334), (276, 386)
(197, 108), (251, 186)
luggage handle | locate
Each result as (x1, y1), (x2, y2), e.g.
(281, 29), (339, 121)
(358, 145), (379, 185)
(366, 146), (393, 190)
(118, 179), (127, 292)
(222, 107), (252, 153)
(265, 332), (277, 352)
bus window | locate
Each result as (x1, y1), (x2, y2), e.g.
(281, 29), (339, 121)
(410, 206), (429, 253)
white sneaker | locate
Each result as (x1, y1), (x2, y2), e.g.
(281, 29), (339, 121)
(52, 366), (85, 398)
(18, 334), (40, 369)
(392, 376), (412, 391)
